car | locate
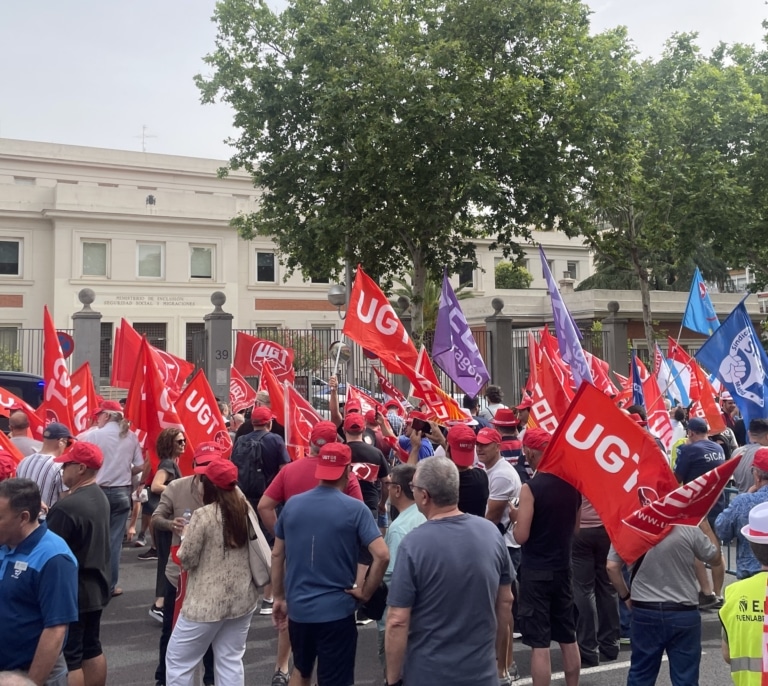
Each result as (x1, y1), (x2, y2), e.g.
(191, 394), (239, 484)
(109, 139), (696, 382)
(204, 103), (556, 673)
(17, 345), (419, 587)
(0, 371), (45, 432)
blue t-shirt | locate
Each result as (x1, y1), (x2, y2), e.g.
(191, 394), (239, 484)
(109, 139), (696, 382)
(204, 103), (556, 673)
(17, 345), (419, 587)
(275, 485), (381, 622)
(0, 524), (78, 671)
(387, 514), (511, 686)
(397, 436), (435, 461)
(674, 439), (726, 515)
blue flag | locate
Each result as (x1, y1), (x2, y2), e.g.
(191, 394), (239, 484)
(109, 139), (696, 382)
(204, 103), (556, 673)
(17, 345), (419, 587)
(539, 246), (593, 388)
(683, 267), (720, 336)
(695, 299), (768, 426)
(631, 350), (645, 409)
(432, 272), (491, 397)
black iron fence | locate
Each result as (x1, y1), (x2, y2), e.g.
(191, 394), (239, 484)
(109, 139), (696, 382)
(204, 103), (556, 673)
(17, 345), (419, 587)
(0, 328), (74, 377)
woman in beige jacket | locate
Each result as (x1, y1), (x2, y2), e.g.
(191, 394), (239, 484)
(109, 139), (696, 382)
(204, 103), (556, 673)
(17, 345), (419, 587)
(165, 459), (258, 686)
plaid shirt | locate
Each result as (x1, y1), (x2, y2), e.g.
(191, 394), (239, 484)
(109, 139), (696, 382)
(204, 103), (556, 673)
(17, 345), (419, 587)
(715, 484), (768, 579)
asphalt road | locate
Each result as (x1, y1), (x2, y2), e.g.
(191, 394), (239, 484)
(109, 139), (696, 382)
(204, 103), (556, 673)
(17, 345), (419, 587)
(104, 544), (735, 686)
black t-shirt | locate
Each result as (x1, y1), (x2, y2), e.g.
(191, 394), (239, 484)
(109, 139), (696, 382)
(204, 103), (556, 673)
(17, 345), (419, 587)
(47, 483), (111, 612)
(458, 467), (489, 517)
(522, 473), (581, 571)
(157, 458), (182, 484)
(348, 441), (390, 511)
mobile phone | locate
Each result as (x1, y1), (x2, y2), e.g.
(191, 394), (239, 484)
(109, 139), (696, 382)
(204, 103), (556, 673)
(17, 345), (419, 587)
(411, 418), (430, 433)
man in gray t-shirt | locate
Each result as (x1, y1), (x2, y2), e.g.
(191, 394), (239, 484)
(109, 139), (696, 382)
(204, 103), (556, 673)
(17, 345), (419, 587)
(385, 457), (512, 686)
(731, 419), (768, 494)
(607, 526), (720, 685)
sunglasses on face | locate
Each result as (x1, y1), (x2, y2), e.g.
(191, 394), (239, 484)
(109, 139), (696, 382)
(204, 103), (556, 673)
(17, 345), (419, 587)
(175, 438), (187, 446)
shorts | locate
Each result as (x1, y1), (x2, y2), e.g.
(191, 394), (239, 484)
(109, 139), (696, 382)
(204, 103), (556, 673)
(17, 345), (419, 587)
(288, 614), (357, 686)
(518, 567), (576, 648)
(63, 610), (104, 670)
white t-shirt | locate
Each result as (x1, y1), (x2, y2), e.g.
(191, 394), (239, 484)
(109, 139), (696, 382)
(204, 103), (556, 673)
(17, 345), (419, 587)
(485, 458), (522, 548)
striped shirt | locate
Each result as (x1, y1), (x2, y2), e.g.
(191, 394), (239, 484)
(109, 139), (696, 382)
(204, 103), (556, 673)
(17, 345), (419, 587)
(16, 452), (64, 508)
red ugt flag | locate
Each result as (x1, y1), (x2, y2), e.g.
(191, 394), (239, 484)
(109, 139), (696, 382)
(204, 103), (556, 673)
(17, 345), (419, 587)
(284, 382), (321, 459)
(233, 332), (295, 384)
(538, 382), (679, 564)
(37, 306), (75, 432)
(229, 366), (257, 415)
(70, 362), (100, 434)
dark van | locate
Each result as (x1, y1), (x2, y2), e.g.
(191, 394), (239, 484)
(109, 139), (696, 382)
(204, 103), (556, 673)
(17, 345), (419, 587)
(0, 371), (45, 432)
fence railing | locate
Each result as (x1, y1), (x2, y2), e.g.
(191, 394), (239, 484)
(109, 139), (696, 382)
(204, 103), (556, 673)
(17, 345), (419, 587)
(0, 328), (74, 377)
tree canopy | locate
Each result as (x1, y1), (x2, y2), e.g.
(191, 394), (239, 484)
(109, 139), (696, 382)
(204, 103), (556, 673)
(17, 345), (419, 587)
(197, 0), (596, 328)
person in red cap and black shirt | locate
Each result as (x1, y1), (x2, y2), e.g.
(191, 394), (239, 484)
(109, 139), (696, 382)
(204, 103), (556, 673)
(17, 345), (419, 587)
(510, 428), (582, 686)
(443, 423), (488, 517)
(47, 442), (111, 686)
(343, 413), (390, 522)
(272, 443), (389, 686)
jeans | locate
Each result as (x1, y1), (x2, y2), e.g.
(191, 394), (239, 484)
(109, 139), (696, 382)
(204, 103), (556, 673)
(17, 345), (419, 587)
(102, 486), (131, 592)
(572, 526), (619, 663)
(627, 606), (701, 686)
(619, 565), (632, 638)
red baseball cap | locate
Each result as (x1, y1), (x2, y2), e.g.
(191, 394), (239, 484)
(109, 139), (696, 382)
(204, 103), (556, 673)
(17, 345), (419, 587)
(447, 424), (477, 467)
(54, 442), (103, 470)
(515, 396), (533, 411)
(251, 406), (274, 425)
(476, 428), (502, 445)
(193, 442), (223, 465)
(344, 399), (362, 414)
(365, 410), (377, 425)
(195, 459), (238, 490)
(343, 413), (366, 433)
(315, 443), (352, 481)
(754, 448), (768, 472)
(100, 400), (123, 413)
(522, 428), (552, 452)
(311, 421), (338, 448)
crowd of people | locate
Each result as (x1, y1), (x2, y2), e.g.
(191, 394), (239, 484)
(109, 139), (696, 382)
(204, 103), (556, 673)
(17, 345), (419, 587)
(0, 377), (766, 686)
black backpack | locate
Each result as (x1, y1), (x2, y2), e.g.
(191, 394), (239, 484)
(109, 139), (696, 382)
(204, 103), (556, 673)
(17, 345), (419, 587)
(231, 431), (266, 507)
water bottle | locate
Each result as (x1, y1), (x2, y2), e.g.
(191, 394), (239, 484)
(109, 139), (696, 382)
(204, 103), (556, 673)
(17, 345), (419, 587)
(182, 508), (192, 525)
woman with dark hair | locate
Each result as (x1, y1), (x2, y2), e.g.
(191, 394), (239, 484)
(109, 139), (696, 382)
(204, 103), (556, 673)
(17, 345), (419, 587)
(165, 459), (258, 686)
(148, 428), (185, 622)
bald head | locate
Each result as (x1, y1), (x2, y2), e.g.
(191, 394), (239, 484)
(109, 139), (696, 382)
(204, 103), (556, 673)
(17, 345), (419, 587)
(8, 411), (29, 432)
(0, 671), (37, 686)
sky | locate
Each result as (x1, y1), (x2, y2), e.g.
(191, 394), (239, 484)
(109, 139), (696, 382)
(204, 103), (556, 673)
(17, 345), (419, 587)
(1, 0), (766, 161)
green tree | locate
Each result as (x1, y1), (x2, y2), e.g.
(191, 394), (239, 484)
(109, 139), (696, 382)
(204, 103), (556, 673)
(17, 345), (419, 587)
(494, 261), (533, 290)
(574, 31), (759, 352)
(197, 0), (596, 331)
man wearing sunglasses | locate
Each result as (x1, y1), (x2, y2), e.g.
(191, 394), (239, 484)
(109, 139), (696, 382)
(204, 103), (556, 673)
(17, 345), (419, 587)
(16, 421), (75, 511)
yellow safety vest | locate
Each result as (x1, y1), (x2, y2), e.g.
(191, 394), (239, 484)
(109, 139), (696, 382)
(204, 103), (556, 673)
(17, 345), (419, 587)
(719, 572), (768, 686)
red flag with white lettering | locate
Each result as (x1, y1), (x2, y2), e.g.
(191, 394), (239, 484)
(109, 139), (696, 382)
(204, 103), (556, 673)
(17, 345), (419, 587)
(342, 266), (418, 372)
(0, 386), (45, 442)
(538, 382), (679, 564)
(634, 356), (675, 450)
(124, 338), (184, 470)
(37, 306), (76, 432)
(177, 370), (232, 472)
(111, 319), (195, 393)
(372, 366), (408, 405)
(229, 366), (257, 415)
(259, 361), (286, 428)
(397, 361), (465, 423)
(233, 332), (295, 384)
(585, 350), (619, 396)
(346, 385), (380, 415)
(284, 382), (321, 458)
(70, 362), (99, 435)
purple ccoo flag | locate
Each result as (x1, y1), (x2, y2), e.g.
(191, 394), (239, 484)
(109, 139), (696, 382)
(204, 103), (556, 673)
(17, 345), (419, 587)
(539, 246), (593, 388)
(432, 272), (491, 398)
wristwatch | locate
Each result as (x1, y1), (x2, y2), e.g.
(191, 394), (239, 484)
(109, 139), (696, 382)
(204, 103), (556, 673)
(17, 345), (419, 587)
(620, 591), (631, 602)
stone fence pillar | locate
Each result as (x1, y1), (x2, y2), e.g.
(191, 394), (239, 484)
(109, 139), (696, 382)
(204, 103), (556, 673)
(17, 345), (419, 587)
(484, 298), (514, 401)
(72, 288), (102, 387)
(602, 300), (629, 381)
(204, 292), (234, 400)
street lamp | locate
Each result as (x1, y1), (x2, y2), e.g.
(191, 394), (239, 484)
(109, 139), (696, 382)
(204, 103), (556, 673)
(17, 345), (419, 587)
(327, 284), (347, 319)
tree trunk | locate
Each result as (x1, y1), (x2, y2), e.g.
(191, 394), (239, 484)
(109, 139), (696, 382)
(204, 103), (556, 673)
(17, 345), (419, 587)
(410, 250), (428, 345)
(629, 245), (656, 359)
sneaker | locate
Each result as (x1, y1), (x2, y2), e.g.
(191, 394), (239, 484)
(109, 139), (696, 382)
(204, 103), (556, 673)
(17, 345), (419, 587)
(620, 636), (631, 646)
(260, 598), (274, 615)
(355, 609), (373, 625)
(148, 604), (163, 622)
(698, 591), (718, 610)
(714, 595), (725, 609)
(271, 670), (289, 686)
(133, 534), (147, 548)
(138, 548), (158, 561)
(499, 675), (511, 686)
(509, 662), (520, 682)
(512, 631), (522, 639)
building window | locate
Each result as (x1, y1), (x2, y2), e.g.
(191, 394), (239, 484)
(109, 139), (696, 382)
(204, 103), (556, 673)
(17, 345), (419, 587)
(256, 252), (276, 283)
(566, 261), (579, 280)
(0, 240), (21, 276)
(459, 262), (474, 289)
(190, 246), (214, 279)
(134, 323), (167, 351)
(137, 243), (164, 279)
(82, 241), (108, 277)
(311, 275), (330, 284)
(13, 177), (35, 185)
(546, 259), (555, 276)
(186, 322), (206, 365)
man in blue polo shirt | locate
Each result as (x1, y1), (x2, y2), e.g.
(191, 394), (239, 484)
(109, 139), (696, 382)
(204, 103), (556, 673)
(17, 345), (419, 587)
(0, 478), (78, 685)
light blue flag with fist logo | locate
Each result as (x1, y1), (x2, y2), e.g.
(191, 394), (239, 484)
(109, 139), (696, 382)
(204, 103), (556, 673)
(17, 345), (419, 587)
(695, 298), (768, 426)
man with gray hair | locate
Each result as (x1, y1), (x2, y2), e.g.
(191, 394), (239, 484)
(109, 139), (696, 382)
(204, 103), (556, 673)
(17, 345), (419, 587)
(731, 418), (768, 494)
(385, 457), (513, 686)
